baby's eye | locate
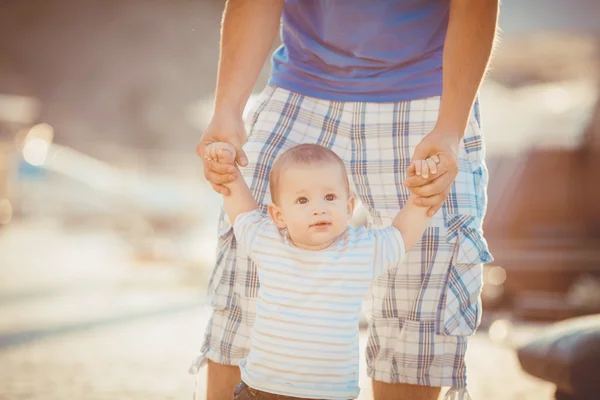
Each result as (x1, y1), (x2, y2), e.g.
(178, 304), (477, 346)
(296, 197), (308, 204)
(325, 194), (336, 201)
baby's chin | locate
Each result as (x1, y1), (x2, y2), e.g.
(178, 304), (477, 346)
(292, 230), (346, 250)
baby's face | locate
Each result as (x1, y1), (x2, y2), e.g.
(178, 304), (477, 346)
(269, 163), (354, 250)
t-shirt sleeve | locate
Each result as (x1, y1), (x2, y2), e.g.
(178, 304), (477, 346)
(232, 209), (270, 258)
(372, 226), (406, 279)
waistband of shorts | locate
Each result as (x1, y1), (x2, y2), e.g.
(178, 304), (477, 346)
(264, 85), (442, 106)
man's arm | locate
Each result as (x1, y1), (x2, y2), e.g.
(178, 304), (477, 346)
(214, 0), (284, 116)
(406, 0), (499, 216)
(436, 0), (499, 135)
(197, 0), (284, 195)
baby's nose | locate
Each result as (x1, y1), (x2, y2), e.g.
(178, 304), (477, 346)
(313, 207), (326, 215)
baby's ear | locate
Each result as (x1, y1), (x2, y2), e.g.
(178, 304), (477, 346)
(347, 195), (355, 219)
(268, 203), (286, 228)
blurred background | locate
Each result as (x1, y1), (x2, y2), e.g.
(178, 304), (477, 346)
(0, 1), (599, 399)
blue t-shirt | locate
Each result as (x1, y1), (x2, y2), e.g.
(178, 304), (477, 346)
(269, 0), (449, 102)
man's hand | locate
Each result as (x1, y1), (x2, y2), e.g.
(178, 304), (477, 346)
(196, 110), (249, 195)
(404, 127), (461, 217)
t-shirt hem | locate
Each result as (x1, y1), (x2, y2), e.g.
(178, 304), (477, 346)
(240, 372), (359, 400)
(268, 76), (442, 103)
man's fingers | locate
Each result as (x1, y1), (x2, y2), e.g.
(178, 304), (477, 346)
(218, 148), (237, 165)
(196, 142), (206, 157)
(404, 159), (451, 188)
(414, 193), (446, 207)
(414, 184), (451, 213)
(410, 173), (449, 197)
(427, 203), (443, 217)
(236, 147), (248, 167)
(210, 183), (230, 196)
(207, 160), (236, 175)
(427, 186), (451, 216)
(204, 169), (237, 185)
(407, 162), (416, 177)
(404, 172), (437, 188)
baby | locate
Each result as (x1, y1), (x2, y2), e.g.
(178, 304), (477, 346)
(204, 142), (439, 400)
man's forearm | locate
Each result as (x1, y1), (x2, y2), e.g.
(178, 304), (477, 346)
(436, 0), (499, 136)
(214, 0), (284, 116)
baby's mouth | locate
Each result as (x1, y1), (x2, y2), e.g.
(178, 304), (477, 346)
(310, 221), (332, 228)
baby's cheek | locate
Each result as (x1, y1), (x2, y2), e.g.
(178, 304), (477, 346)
(288, 221), (306, 237)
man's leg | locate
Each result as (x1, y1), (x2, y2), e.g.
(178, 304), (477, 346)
(372, 381), (441, 400)
(207, 360), (241, 400)
(349, 96), (491, 397)
(348, 97), (446, 397)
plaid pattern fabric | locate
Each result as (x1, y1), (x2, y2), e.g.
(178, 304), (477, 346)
(191, 86), (493, 389)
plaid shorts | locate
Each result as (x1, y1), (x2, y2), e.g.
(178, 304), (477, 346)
(191, 86), (493, 389)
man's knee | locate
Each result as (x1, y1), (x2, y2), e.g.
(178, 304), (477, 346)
(372, 380), (441, 400)
(207, 360), (241, 400)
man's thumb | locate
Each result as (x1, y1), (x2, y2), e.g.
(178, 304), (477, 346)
(406, 162), (416, 177)
(196, 141), (206, 158)
(236, 147), (248, 167)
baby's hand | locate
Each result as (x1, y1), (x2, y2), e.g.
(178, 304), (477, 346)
(411, 154), (440, 180)
(204, 142), (237, 166)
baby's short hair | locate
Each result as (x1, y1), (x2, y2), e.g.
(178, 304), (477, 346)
(269, 144), (349, 204)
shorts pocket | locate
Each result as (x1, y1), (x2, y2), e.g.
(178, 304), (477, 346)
(202, 295), (257, 366)
(232, 295), (258, 359)
(367, 318), (439, 385)
(439, 263), (482, 336)
(437, 213), (493, 336)
(444, 214), (493, 265)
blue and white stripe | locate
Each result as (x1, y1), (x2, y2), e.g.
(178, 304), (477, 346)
(233, 210), (404, 399)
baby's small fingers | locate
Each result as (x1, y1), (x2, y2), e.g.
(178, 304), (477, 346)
(420, 160), (430, 179)
(426, 157), (438, 175)
(218, 148), (236, 165)
(414, 160), (422, 177)
(209, 146), (221, 161)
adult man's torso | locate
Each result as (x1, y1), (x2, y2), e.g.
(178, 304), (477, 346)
(269, 0), (450, 102)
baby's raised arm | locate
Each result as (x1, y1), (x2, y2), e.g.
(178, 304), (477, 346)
(204, 142), (258, 223)
(391, 155), (440, 251)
